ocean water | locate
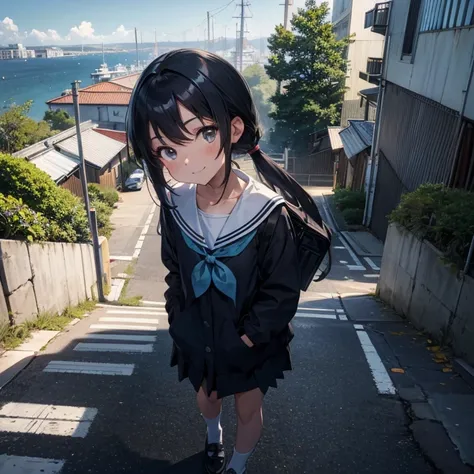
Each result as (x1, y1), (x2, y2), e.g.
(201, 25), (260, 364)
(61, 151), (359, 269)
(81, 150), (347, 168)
(0, 52), (140, 121)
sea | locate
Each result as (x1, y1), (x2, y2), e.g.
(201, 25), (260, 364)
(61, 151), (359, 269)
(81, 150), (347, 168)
(0, 52), (140, 121)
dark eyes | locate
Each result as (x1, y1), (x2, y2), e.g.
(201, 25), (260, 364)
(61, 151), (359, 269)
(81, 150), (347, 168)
(155, 126), (217, 161)
(157, 147), (177, 161)
(200, 126), (218, 144)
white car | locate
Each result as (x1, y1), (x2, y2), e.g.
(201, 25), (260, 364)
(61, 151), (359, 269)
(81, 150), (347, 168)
(125, 169), (145, 191)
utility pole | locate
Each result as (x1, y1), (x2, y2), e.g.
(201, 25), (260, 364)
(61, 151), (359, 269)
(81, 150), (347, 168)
(71, 80), (105, 303)
(235, 22), (239, 69)
(283, 0), (291, 29)
(224, 25), (227, 51)
(134, 27), (139, 69)
(234, 2), (250, 72)
(207, 11), (211, 51)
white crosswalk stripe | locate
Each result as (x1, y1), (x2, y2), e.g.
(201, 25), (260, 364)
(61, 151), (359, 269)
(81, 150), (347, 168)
(74, 342), (154, 353)
(84, 334), (156, 342)
(0, 455), (64, 474)
(89, 324), (158, 331)
(0, 403), (97, 438)
(295, 304), (348, 321)
(99, 317), (160, 324)
(44, 361), (135, 376)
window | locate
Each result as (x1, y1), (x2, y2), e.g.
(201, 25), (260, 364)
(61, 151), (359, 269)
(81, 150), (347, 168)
(420, 0), (474, 32)
(402, 0), (423, 56)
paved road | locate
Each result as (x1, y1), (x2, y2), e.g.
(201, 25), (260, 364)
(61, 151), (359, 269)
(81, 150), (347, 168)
(0, 175), (435, 473)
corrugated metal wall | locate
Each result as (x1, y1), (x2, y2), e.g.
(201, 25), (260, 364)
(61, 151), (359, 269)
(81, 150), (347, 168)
(379, 82), (459, 191)
(340, 99), (377, 127)
(371, 151), (407, 240)
(370, 82), (460, 240)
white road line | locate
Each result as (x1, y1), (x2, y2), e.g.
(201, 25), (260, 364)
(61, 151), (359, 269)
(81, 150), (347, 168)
(99, 317), (160, 324)
(89, 323), (158, 332)
(295, 313), (337, 319)
(354, 324), (364, 330)
(297, 307), (337, 313)
(135, 240), (144, 250)
(84, 334), (156, 342)
(0, 455), (64, 474)
(0, 403), (97, 438)
(364, 257), (380, 271)
(339, 260), (348, 264)
(74, 342), (153, 353)
(109, 255), (133, 261)
(44, 361), (135, 376)
(356, 331), (396, 395)
(133, 248), (141, 259)
(138, 235), (145, 242)
(339, 314), (348, 321)
(339, 234), (366, 270)
(348, 265), (366, 271)
(142, 224), (150, 234)
(363, 274), (380, 278)
(333, 246), (345, 249)
(141, 301), (166, 306)
(336, 309), (345, 313)
(106, 309), (165, 315)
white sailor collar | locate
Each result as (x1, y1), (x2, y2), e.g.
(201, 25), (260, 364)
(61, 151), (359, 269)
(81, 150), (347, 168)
(168, 168), (285, 250)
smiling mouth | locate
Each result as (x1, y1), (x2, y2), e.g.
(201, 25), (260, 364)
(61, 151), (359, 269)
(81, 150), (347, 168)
(192, 166), (207, 175)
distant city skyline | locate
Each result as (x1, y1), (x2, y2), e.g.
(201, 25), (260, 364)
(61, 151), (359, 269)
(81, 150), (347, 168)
(0, 0), (333, 47)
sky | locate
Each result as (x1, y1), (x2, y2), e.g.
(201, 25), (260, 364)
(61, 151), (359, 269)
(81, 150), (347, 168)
(0, 0), (333, 46)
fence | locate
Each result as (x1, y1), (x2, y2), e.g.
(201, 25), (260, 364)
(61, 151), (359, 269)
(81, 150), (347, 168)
(61, 174), (83, 198)
(0, 239), (98, 326)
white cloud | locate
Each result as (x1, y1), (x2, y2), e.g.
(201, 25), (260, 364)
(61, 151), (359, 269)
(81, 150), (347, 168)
(29, 28), (61, 43)
(0, 17), (20, 40)
(69, 21), (95, 39)
(112, 25), (132, 37)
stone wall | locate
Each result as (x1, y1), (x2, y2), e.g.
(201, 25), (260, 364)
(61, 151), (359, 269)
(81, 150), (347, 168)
(0, 239), (98, 326)
(378, 224), (474, 365)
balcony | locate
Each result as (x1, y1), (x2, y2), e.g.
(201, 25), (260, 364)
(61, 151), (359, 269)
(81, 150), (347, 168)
(359, 58), (383, 85)
(365, 2), (390, 35)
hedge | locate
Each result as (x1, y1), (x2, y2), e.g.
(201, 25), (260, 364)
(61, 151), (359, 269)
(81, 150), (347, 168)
(88, 183), (119, 208)
(389, 184), (474, 268)
(0, 194), (51, 242)
(0, 153), (89, 242)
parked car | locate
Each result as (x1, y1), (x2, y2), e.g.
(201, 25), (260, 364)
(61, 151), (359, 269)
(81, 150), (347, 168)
(124, 169), (145, 191)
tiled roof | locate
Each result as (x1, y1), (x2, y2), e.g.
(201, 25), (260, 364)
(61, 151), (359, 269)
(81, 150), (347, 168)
(81, 82), (133, 92)
(94, 128), (127, 144)
(47, 91), (131, 106)
(110, 73), (140, 89)
(57, 128), (126, 169)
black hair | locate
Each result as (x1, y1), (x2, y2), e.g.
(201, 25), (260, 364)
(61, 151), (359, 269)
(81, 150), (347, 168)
(126, 48), (322, 224)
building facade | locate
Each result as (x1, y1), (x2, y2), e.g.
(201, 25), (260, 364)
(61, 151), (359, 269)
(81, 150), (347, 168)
(35, 47), (64, 58)
(0, 44), (29, 60)
(333, 0), (385, 126)
(365, 0), (474, 240)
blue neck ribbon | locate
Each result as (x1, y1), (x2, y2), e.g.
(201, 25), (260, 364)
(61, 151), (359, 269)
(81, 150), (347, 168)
(181, 230), (257, 304)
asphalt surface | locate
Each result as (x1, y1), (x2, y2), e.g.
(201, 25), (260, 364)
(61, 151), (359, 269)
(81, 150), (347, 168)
(0, 173), (436, 473)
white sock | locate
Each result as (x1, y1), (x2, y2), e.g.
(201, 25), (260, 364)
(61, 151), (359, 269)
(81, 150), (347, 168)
(226, 447), (254, 474)
(203, 412), (223, 445)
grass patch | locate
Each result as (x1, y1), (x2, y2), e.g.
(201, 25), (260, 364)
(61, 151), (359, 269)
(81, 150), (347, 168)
(0, 300), (97, 351)
(124, 259), (137, 276)
(118, 277), (143, 306)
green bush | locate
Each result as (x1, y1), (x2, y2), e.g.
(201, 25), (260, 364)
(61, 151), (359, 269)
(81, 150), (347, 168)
(0, 153), (89, 242)
(90, 198), (113, 238)
(341, 207), (364, 225)
(88, 183), (119, 207)
(334, 187), (366, 212)
(389, 184), (474, 267)
(0, 194), (50, 242)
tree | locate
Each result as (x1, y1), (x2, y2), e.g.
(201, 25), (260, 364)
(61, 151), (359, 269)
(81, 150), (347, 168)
(243, 64), (278, 139)
(44, 109), (75, 131)
(265, 1), (349, 151)
(0, 101), (53, 153)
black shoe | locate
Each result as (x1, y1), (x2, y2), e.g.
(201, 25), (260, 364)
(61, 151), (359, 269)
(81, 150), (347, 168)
(204, 436), (226, 474)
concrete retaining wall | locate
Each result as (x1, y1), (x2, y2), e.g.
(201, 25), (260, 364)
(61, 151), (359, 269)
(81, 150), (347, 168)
(378, 224), (474, 365)
(0, 239), (98, 325)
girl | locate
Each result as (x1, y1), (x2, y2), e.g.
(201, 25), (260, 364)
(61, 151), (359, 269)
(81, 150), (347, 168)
(127, 49), (323, 474)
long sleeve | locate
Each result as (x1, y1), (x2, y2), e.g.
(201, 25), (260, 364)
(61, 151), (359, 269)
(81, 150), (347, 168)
(244, 207), (301, 346)
(160, 208), (183, 325)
